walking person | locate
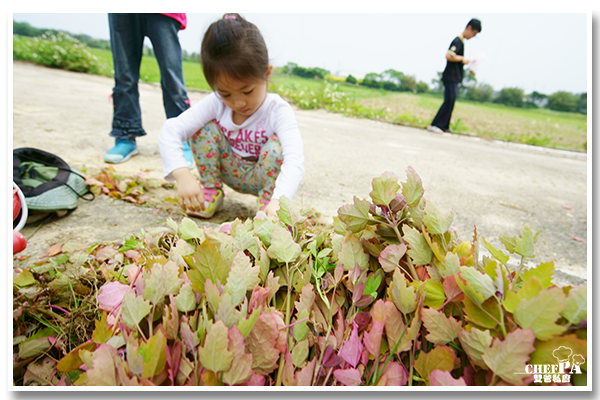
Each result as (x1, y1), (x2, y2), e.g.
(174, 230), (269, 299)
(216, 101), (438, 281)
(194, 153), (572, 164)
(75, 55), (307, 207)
(105, 13), (194, 167)
(428, 18), (481, 134)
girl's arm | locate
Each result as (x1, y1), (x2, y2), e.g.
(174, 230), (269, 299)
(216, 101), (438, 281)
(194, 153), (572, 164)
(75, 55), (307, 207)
(172, 167), (205, 212)
(158, 93), (223, 181)
(270, 101), (305, 202)
(158, 93), (223, 211)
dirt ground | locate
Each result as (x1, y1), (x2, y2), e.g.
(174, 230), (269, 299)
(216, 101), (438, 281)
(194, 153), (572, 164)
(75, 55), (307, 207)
(11, 61), (588, 286)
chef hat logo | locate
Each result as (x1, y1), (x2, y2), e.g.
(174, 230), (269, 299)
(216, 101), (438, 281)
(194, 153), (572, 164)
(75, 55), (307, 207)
(552, 346), (573, 363)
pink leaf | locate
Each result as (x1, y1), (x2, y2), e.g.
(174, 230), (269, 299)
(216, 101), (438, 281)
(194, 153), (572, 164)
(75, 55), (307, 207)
(295, 357), (317, 386)
(430, 370), (467, 386)
(377, 361), (409, 386)
(573, 237), (586, 243)
(97, 281), (130, 312)
(248, 286), (270, 313)
(339, 322), (363, 368)
(363, 320), (385, 357)
(243, 373), (266, 386)
(334, 368), (362, 386)
(442, 274), (464, 301)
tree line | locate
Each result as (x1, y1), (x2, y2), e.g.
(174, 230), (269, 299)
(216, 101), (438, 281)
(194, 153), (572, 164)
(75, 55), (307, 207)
(283, 61), (586, 115)
(14, 21), (586, 115)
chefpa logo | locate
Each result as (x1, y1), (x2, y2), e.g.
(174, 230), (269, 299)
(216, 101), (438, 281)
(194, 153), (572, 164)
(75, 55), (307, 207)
(522, 346), (584, 384)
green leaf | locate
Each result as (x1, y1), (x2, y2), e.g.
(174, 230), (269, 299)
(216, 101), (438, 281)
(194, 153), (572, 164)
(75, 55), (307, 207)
(482, 329), (536, 385)
(178, 217), (205, 240)
(529, 334), (587, 371)
(121, 291), (152, 329)
(193, 240), (230, 285)
(390, 269), (416, 314)
(237, 309), (260, 339)
(421, 307), (461, 345)
(499, 225), (539, 258)
(338, 232), (369, 271)
(276, 195), (303, 227)
(521, 261), (555, 289)
(482, 237), (509, 264)
(225, 252), (261, 306)
(456, 266), (496, 306)
(293, 309), (310, 342)
(92, 312), (112, 344)
(458, 327), (493, 369)
(502, 276), (543, 313)
(365, 273), (382, 297)
(401, 166), (424, 207)
(378, 244), (407, 273)
(402, 225), (432, 267)
(338, 196), (371, 233)
(414, 345), (455, 385)
(14, 269), (37, 287)
(174, 283), (197, 313)
(198, 320), (233, 373)
(370, 171), (400, 206)
(139, 330), (167, 379)
(291, 339), (310, 368)
(422, 280), (445, 309)
(561, 285), (587, 325)
(384, 301), (412, 353)
(267, 226), (301, 264)
(173, 238), (195, 257)
(438, 252), (460, 278)
(253, 217), (276, 247)
(19, 338), (52, 359)
(463, 297), (500, 329)
(423, 201), (453, 235)
(56, 342), (97, 373)
(513, 287), (567, 341)
(143, 260), (183, 305)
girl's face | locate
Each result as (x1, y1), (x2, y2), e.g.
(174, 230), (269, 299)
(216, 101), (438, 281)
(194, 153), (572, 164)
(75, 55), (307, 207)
(214, 66), (272, 125)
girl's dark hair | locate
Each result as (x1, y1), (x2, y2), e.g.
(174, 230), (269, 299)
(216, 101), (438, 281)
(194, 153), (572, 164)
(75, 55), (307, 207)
(201, 13), (269, 89)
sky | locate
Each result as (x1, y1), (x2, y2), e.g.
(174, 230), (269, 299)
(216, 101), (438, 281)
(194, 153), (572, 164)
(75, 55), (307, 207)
(11, 11), (590, 95)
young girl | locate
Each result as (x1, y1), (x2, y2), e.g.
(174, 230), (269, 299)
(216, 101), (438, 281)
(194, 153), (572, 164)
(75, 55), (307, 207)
(158, 13), (304, 218)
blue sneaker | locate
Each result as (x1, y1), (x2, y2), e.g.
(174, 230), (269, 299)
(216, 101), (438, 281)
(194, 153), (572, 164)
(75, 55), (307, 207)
(183, 140), (194, 169)
(104, 139), (139, 164)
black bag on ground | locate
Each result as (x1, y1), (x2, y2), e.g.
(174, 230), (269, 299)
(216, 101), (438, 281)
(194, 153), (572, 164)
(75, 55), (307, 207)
(13, 148), (93, 221)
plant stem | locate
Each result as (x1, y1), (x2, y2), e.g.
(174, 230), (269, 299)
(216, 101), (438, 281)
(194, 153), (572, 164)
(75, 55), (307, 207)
(276, 262), (294, 387)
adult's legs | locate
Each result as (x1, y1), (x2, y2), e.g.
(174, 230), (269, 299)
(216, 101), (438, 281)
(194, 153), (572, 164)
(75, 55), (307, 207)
(145, 14), (190, 119)
(108, 13), (147, 140)
(430, 81), (458, 131)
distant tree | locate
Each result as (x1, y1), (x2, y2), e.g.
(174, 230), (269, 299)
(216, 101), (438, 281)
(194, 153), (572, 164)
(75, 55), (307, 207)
(494, 87), (525, 108)
(361, 72), (383, 89)
(345, 74), (358, 84)
(381, 69), (403, 86)
(282, 62), (298, 75)
(528, 91), (548, 108)
(397, 74), (416, 93)
(465, 82), (494, 103)
(13, 21), (47, 37)
(547, 91), (578, 113)
(416, 81), (429, 93)
(577, 93), (587, 114)
(430, 72), (444, 93)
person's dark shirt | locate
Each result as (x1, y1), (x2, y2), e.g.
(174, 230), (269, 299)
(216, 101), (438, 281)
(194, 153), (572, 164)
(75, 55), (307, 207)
(441, 36), (464, 83)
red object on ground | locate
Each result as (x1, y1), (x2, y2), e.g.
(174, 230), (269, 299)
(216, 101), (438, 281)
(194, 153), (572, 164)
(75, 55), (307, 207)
(13, 186), (27, 254)
(13, 188), (21, 221)
(13, 231), (27, 254)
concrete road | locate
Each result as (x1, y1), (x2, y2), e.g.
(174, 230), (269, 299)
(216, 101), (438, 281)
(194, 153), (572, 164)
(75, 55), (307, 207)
(12, 61), (588, 285)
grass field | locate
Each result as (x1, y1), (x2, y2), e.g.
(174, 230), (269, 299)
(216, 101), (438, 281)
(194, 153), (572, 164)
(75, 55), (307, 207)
(70, 47), (589, 152)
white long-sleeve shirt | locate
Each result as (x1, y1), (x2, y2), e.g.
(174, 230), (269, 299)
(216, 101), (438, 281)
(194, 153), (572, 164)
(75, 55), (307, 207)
(158, 92), (304, 200)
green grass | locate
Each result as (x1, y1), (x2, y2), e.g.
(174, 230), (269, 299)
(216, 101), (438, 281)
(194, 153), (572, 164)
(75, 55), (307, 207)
(18, 38), (587, 152)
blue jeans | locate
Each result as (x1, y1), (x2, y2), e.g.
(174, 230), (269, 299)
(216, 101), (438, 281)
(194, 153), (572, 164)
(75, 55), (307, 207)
(431, 80), (458, 132)
(108, 13), (189, 140)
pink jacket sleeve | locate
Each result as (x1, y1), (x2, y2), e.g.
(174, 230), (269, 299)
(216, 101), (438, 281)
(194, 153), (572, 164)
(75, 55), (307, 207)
(160, 13), (187, 30)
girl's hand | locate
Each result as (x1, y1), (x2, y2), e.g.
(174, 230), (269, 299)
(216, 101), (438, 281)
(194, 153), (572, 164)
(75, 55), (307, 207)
(263, 198), (280, 217)
(172, 167), (205, 212)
